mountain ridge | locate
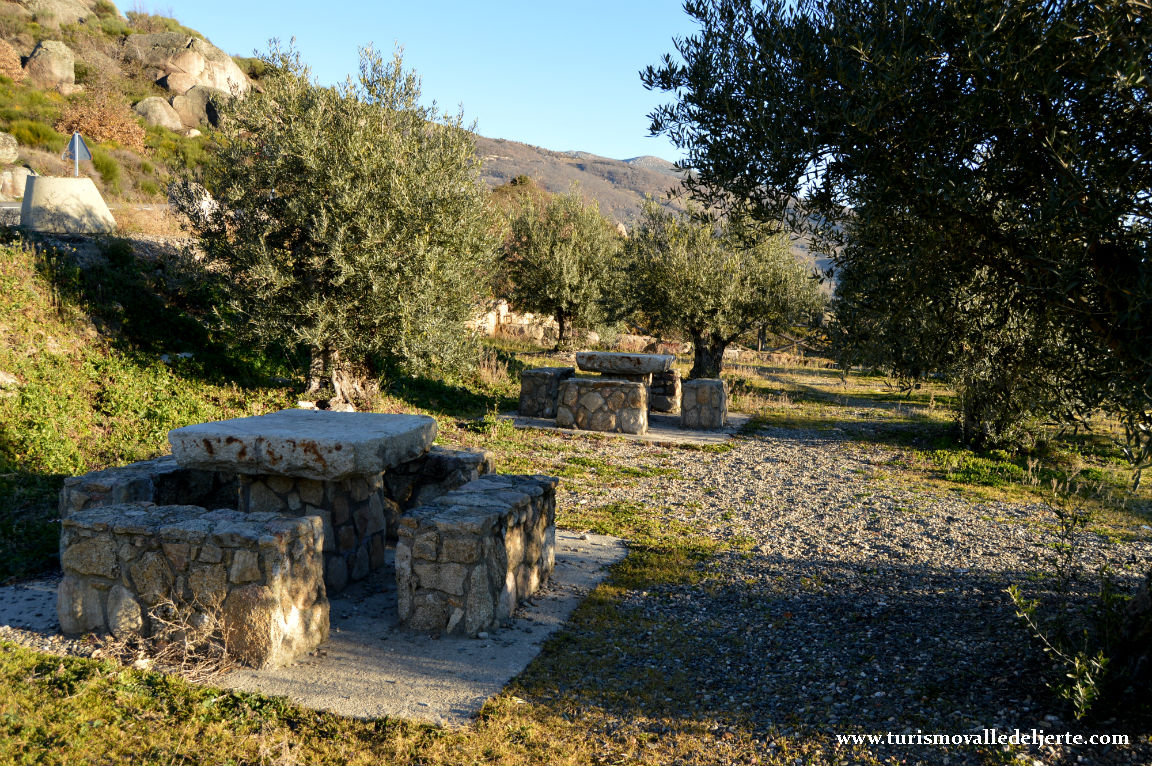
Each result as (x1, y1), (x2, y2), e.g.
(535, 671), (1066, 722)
(473, 134), (688, 224)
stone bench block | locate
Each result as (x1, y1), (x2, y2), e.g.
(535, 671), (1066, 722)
(169, 409), (437, 481)
(58, 504), (328, 669)
(681, 379), (728, 429)
(384, 446), (496, 512)
(575, 351), (673, 375)
(59, 455), (237, 520)
(396, 474), (557, 636)
(556, 379), (647, 434)
(518, 367), (575, 418)
(650, 369), (682, 413)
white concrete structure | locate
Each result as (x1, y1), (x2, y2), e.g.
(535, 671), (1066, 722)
(20, 175), (116, 234)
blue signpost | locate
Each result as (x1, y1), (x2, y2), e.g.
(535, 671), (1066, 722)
(61, 132), (92, 177)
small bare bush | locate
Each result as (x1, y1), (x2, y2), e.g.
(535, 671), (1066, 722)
(97, 594), (236, 682)
(54, 86), (146, 152)
(477, 344), (511, 389)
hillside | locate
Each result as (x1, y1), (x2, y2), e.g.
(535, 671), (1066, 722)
(474, 135), (689, 225)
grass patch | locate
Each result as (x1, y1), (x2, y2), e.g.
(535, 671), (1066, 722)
(8, 118), (66, 152)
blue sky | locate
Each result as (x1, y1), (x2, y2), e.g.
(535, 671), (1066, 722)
(158, 1), (699, 162)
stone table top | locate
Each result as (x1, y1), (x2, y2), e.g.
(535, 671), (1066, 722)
(169, 409), (437, 481)
(576, 351), (675, 375)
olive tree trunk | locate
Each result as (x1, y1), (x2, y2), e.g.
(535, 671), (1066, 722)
(690, 332), (728, 379)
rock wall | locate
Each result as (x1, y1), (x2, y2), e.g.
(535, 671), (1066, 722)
(58, 503), (328, 669)
(396, 474), (557, 636)
(518, 367), (575, 418)
(556, 378), (647, 434)
(681, 379), (728, 429)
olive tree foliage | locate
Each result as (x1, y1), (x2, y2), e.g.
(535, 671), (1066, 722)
(626, 202), (824, 378)
(501, 188), (620, 349)
(643, 0), (1152, 473)
(171, 43), (495, 396)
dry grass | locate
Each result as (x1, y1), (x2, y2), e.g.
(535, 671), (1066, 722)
(110, 203), (187, 236)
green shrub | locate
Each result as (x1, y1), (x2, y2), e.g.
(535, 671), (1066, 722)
(137, 179), (159, 197)
(145, 125), (209, 171)
(930, 448), (1026, 486)
(233, 56), (268, 80)
(8, 119), (66, 151)
(125, 12), (206, 40)
(90, 148), (121, 193)
(0, 85), (64, 125)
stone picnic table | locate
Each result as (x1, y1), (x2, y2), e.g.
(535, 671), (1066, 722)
(169, 409), (438, 482)
(575, 351), (674, 383)
(58, 408), (561, 667)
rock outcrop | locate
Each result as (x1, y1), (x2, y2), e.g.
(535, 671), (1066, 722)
(120, 33), (250, 96)
(24, 40), (74, 91)
(169, 84), (223, 128)
(0, 132), (18, 165)
(133, 96), (184, 132)
(24, 0), (111, 26)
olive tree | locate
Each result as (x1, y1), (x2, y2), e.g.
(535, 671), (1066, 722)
(643, 0), (1152, 468)
(626, 202), (824, 378)
(501, 188), (620, 349)
(172, 43), (495, 397)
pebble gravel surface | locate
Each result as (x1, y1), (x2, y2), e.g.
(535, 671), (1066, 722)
(558, 426), (1152, 765)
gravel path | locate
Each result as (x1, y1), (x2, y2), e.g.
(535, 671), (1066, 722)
(557, 426), (1152, 765)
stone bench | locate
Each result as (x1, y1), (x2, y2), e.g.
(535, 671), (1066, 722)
(681, 379), (728, 429)
(58, 503), (328, 669)
(396, 474), (557, 636)
(575, 352), (676, 415)
(556, 378), (647, 434)
(59, 455), (237, 520)
(518, 367), (575, 418)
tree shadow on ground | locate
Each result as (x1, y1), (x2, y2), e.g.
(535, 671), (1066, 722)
(0, 428), (63, 583)
(512, 551), (1151, 766)
(29, 233), (293, 390)
(386, 375), (517, 420)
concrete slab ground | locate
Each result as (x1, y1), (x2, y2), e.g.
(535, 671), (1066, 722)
(221, 530), (626, 724)
(0, 531), (626, 727)
(503, 410), (752, 447)
(0, 576), (59, 632)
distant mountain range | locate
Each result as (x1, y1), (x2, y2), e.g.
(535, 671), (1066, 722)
(473, 135), (830, 284)
(473, 135), (689, 224)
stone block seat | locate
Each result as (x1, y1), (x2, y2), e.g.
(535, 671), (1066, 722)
(396, 474), (557, 636)
(650, 368), (682, 413)
(59, 454), (237, 520)
(518, 367), (575, 418)
(556, 378), (648, 434)
(681, 379), (728, 429)
(58, 503), (328, 669)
